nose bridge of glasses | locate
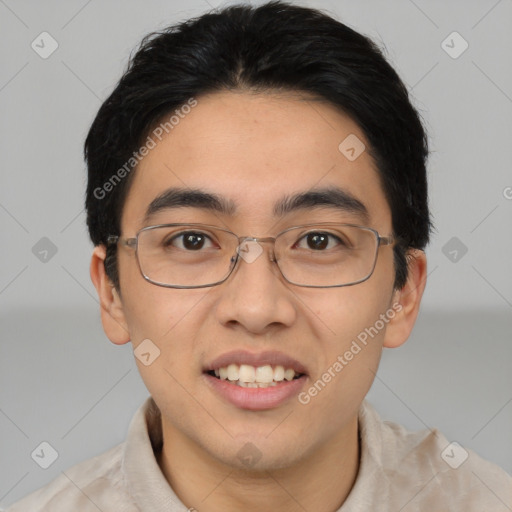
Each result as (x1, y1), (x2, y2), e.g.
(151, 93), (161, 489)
(238, 235), (276, 245)
(232, 235), (279, 266)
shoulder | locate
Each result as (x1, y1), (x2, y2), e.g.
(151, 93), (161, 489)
(5, 442), (137, 512)
(357, 401), (512, 511)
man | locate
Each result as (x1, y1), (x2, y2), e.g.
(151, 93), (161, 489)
(7, 1), (511, 510)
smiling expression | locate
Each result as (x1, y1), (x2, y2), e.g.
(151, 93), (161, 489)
(99, 89), (408, 471)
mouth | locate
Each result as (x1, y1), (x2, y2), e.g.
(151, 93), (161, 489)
(206, 363), (304, 388)
(203, 350), (308, 410)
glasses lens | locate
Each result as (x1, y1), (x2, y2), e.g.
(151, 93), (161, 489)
(276, 225), (379, 287)
(137, 225), (237, 287)
(136, 224), (379, 288)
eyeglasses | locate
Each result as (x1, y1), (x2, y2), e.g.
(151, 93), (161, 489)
(107, 223), (395, 289)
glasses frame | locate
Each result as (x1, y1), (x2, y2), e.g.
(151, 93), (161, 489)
(107, 222), (395, 289)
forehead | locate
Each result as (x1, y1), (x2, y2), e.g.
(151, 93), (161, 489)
(121, 90), (391, 232)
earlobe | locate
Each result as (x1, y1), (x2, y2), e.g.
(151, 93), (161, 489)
(90, 245), (131, 345)
(382, 249), (427, 349)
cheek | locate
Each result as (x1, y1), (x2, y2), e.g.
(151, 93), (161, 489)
(118, 250), (204, 341)
(295, 268), (395, 418)
(118, 257), (211, 395)
(120, 284), (211, 417)
(304, 262), (395, 351)
(316, 288), (389, 378)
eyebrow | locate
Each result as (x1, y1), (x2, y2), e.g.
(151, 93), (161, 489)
(144, 185), (369, 224)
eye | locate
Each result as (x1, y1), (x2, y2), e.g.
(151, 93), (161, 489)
(165, 231), (216, 251)
(295, 232), (345, 251)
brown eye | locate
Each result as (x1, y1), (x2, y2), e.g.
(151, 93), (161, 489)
(165, 231), (213, 250)
(306, 233), (328, 250)
(296, 232), (344, 251)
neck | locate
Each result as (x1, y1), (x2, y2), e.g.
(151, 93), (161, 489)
(157, 416), (360, 512)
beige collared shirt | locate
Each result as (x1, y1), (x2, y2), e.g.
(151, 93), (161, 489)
(5, 396), (512, 511)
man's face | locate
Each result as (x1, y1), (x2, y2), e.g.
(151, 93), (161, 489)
(116, 90), (398, 470)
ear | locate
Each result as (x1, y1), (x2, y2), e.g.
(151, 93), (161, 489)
(90, 245), (131, 345)
(383, 249), (427, 349)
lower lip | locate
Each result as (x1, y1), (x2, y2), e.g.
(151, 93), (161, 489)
(203, 373), (307, 411)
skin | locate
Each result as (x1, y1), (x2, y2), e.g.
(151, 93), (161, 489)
(90, 90), (427, 512)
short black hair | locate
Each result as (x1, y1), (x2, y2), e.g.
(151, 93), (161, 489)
(84, 0), (432, 291)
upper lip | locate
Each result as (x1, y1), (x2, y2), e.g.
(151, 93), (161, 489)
(204, 350), (309, 375)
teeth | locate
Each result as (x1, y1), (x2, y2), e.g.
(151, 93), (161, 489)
(227, 363), (239, 381)
(212, 363), (300, 384)
(255, 365), (273, 383)
(284, 368), (295, 381)
(237, 381), (278, 388)
(238, 364), (255, 383)
(273, 365), (285, 381)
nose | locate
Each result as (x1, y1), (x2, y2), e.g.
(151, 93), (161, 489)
(214, 239), (297, 334)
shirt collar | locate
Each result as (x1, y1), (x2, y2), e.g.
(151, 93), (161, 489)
(122, 396), (186, 510)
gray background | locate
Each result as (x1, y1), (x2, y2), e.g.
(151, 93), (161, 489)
(1, 0), (511, 508)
